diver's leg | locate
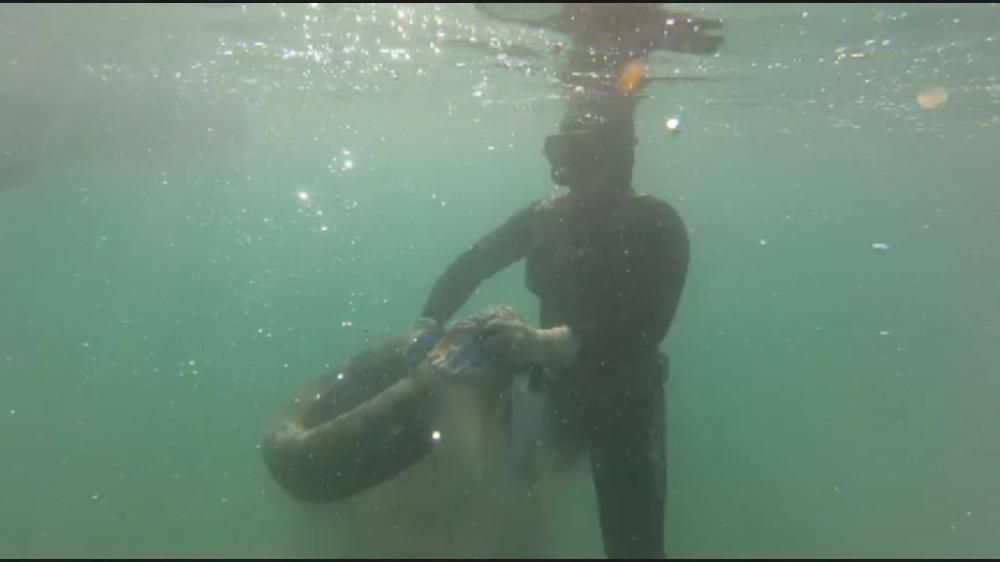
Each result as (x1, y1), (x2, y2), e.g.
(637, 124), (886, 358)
(588, 355), (668, 559)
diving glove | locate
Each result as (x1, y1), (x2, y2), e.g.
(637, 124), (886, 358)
(405, 317), (443, 365)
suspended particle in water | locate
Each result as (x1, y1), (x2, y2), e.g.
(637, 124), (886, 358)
(872, 242), (892, 252)
(917, 87), (948, 110)
(665, 117), (681, 133)
(431, 430), (441, 442)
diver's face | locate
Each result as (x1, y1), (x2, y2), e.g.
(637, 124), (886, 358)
(543, 131), (634, 193)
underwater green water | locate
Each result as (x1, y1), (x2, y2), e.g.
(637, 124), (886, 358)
(1, 3), (998, 558)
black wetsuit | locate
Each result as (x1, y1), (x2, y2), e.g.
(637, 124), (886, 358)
(421, 187), (690, 559)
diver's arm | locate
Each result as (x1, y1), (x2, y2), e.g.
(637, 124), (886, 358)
(420, 204), (534, 325)
(529, 324), (581, 369)
(480, 320), (582, 371)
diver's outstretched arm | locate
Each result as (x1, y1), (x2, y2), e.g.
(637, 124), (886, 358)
(421, 203), (534, 326)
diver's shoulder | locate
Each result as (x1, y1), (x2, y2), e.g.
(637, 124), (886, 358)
(628, 191), (688, 237)
(630, 190), (668, 205)
(498, 193), (565, 229)
(630, 191), (683, 217)
(530, 191), (570, 214)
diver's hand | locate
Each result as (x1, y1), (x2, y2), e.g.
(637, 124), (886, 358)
(406, 317), (443, 364)
(481, 318), (580, 369)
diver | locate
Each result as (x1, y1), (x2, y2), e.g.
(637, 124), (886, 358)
(411, 94), (690, 559)
(261, 4), (708, 556)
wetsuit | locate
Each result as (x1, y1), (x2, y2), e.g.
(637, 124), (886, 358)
(420, 186), (690, 559)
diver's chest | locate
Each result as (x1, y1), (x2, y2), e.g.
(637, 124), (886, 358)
(526, 216), (640, 290)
